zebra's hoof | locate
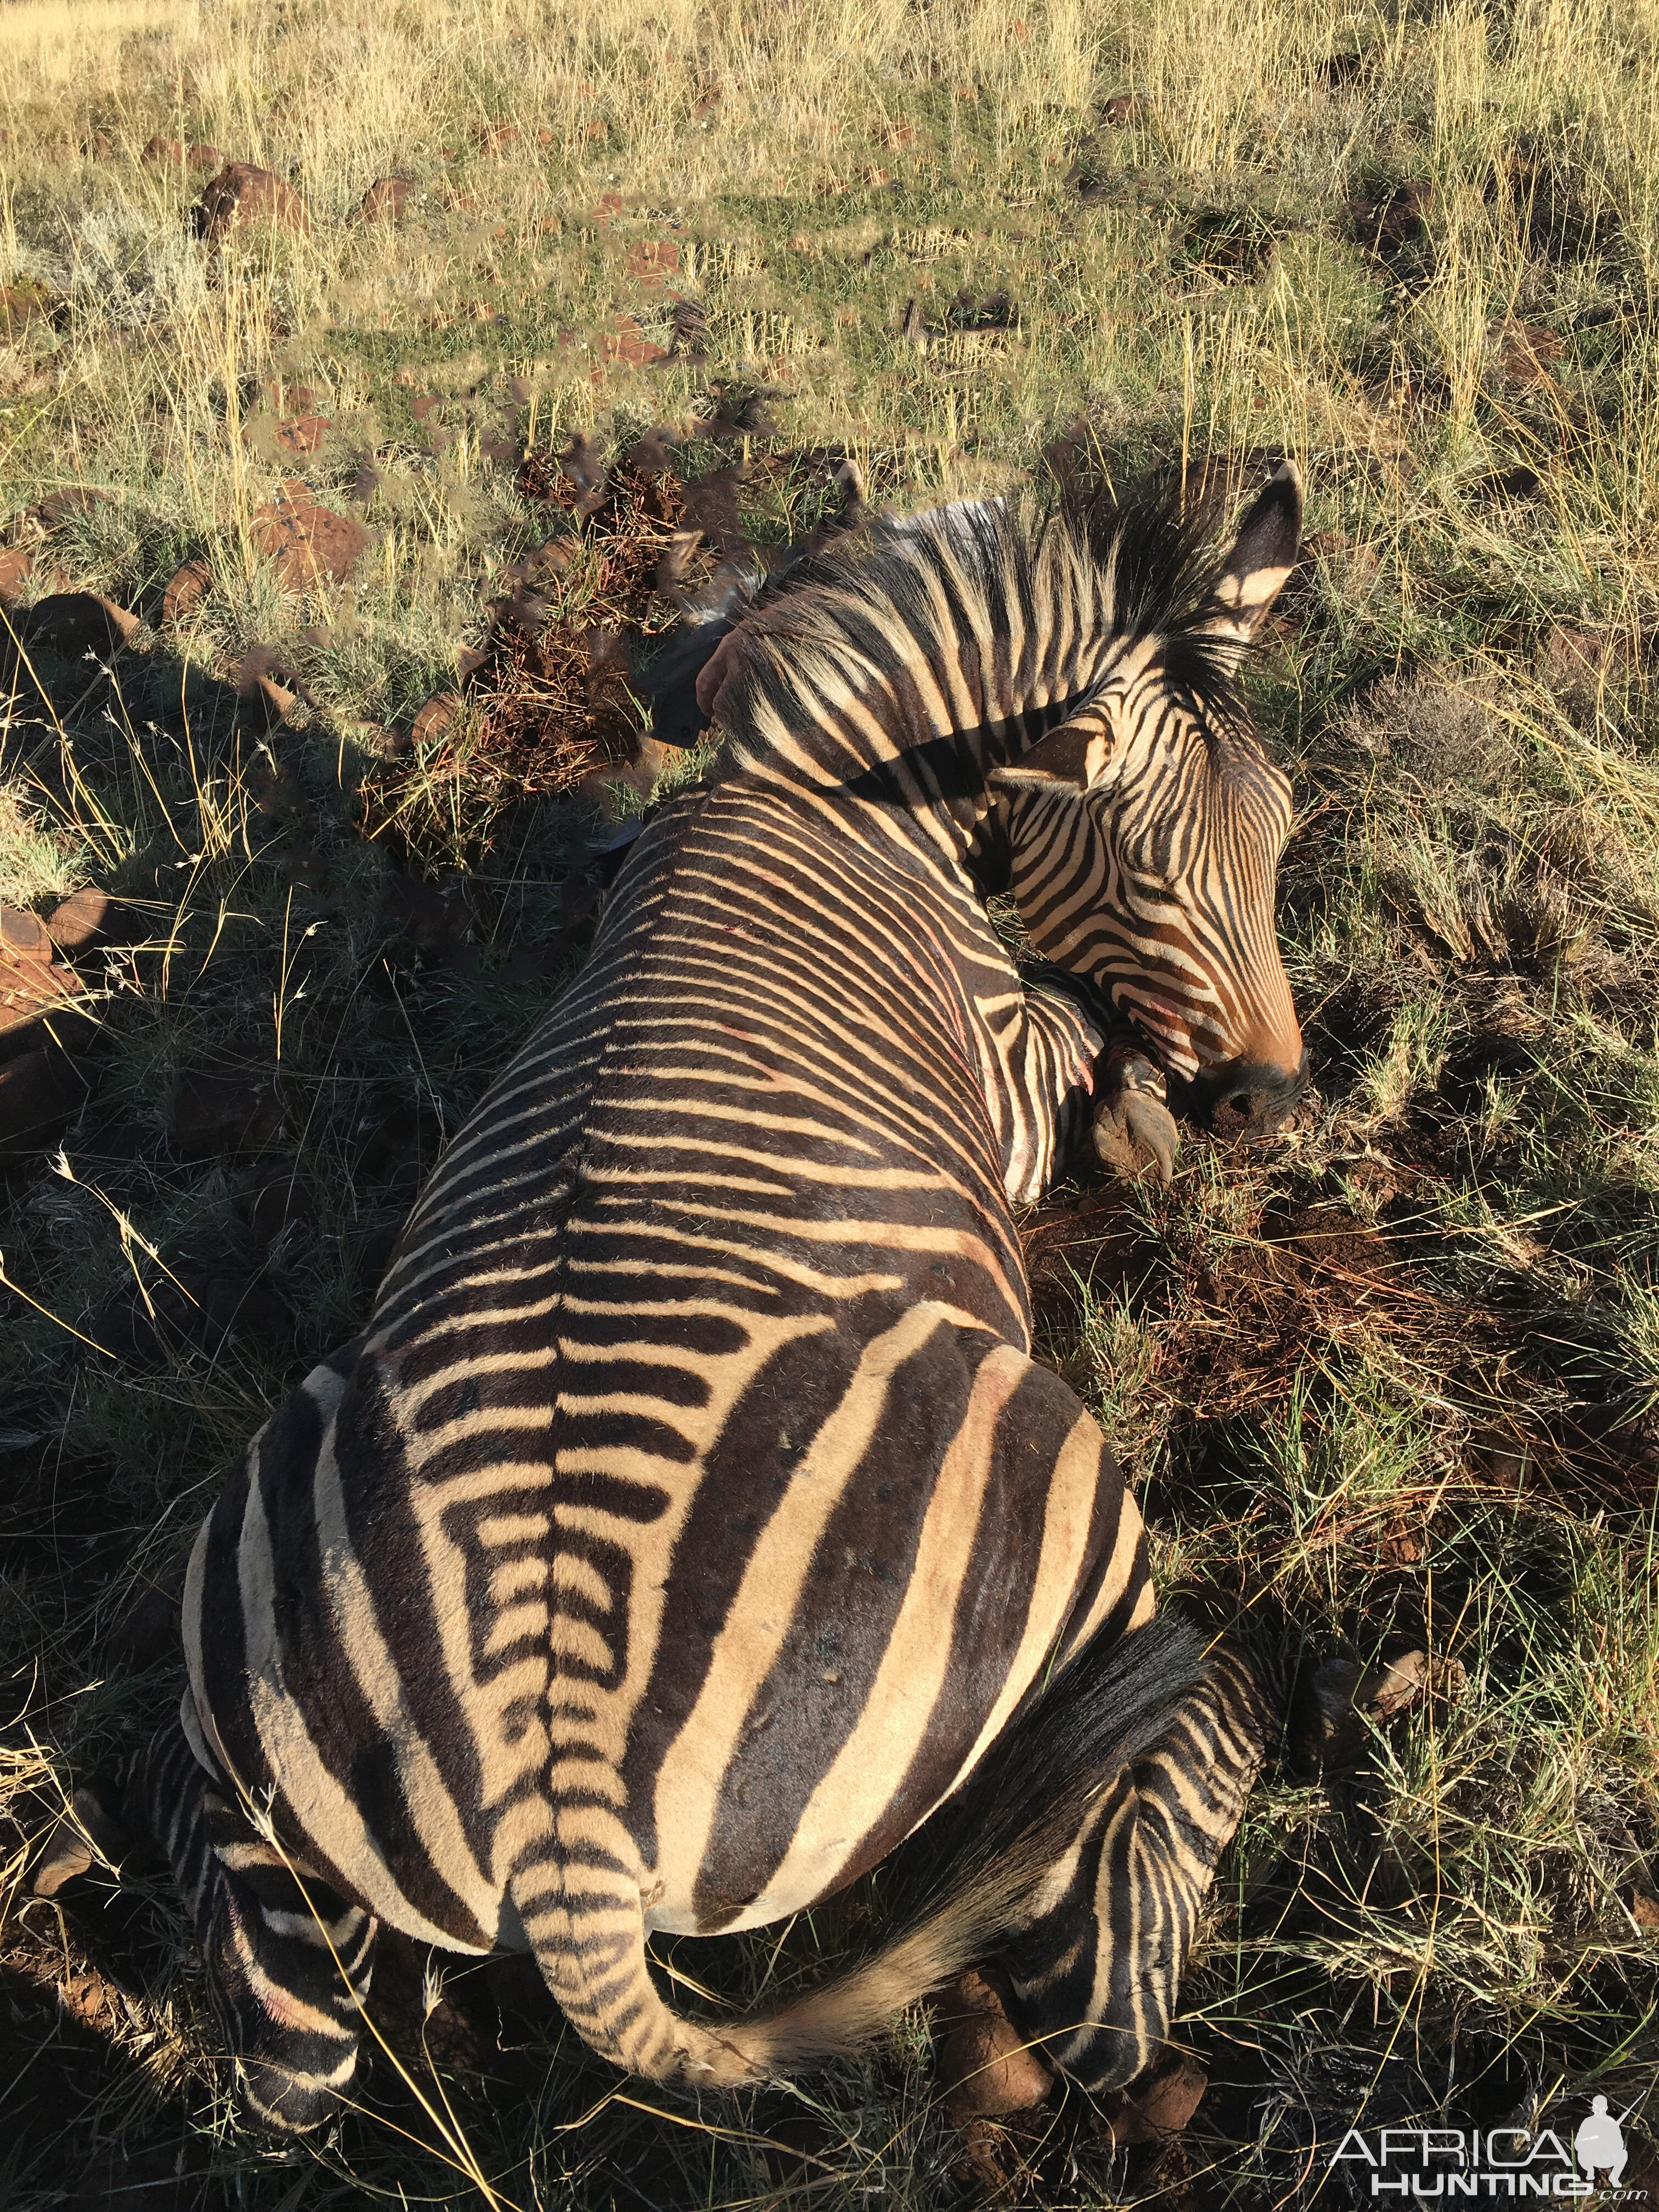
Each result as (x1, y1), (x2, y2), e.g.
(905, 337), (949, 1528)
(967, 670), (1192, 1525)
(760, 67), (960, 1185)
(1092, 2048), (1209, 2146)
(1285, 1647), (1431, 1776)
(1092, 1092), (1178, 1186)
(936, 1968), (1054, 2123)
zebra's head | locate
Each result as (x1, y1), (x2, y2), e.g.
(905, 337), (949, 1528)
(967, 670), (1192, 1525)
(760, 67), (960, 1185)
(995, 464), (1307, 1133)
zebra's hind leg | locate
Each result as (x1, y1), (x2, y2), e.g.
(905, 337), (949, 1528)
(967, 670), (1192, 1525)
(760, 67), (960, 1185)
(999, 1641), (1278, 2096)
(129, 1713), (378, 2133)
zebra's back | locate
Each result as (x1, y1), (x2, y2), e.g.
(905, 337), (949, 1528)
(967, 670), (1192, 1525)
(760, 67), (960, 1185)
(184, 774), (1138, 1960)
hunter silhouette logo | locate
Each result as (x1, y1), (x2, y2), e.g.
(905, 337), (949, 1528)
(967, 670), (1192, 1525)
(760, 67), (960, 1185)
(1576, 2099), (1632, 2190)
(1330, 2102), (1647, 2198)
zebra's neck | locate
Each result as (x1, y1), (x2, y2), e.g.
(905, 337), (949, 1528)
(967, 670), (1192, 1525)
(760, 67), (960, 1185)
(716, 501), (1119, 825)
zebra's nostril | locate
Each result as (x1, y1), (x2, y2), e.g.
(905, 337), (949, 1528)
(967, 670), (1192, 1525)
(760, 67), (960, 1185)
(1227, 1092), (1254, 1115)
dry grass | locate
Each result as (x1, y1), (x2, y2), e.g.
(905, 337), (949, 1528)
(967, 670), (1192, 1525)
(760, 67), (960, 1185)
(3, 0), (1658, 2204)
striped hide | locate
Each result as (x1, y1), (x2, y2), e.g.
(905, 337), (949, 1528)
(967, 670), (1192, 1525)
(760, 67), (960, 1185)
(128, 463), (1307, 2130)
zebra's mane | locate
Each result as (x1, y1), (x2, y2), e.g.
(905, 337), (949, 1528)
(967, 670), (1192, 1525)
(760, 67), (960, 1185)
(713, 475), (1256, 792)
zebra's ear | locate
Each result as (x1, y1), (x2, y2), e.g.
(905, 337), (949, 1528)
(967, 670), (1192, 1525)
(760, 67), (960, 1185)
(1200, 460), (1302, 643)
(995, 712), (1113, 789)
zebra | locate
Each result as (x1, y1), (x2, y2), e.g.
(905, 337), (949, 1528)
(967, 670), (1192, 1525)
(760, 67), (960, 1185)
(119, 461), (1309, 2132)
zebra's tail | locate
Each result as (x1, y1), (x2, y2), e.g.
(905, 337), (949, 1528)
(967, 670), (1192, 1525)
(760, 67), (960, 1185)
(558, 1615), (1283, 2089)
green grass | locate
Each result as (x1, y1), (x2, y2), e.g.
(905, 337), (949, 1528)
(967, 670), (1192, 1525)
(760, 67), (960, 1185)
(3, 0), (1659, 2203)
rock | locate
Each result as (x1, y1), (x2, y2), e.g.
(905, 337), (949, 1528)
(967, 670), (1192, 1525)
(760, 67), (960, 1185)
(21, 592), (140, 659)
(32, 486), (114, 531)
(357, 174), (418, 223)
(1102, 90), (1143, 123)
(0, 546), (32, 604)
(1496, 319), (1564, 388)
(32, 1824), (94, 1897)
(624, 239), (679, 286)
(235, 644), (302, 725)
(0, 1046), (92, 1154)
(169, 1062), (290, 1156)
(187, 140), (221, 171)
(1, 943), (87, 1046)
(0, 907), (52, 961)
(251, 481), (371, 590)
(142, 133), (185, 167)
(161, 556), (213, 623)
(0, 281), (57, 338)
(194, 161), (311, 244)
(1631, 1888), (1659, 1933)
(478, 121), (520, 154)
(600, 316), (668, 369)
(936, 1967), (1054, 2123)
(1093, 2050), (1209, 2146)
(271, 413), (332, 457)
(410, 691), (461, 749)
(91, 1265), (294, 1364)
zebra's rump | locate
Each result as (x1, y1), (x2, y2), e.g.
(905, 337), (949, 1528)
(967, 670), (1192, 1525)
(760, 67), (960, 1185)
(184, 775), (1126, 1949)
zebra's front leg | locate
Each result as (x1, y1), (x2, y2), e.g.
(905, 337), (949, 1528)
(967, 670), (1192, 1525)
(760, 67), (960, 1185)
(128, 1714), (379, 2134)
(1091, 1042), (1180, 1188)
(1000, 1641), (1277, 2094)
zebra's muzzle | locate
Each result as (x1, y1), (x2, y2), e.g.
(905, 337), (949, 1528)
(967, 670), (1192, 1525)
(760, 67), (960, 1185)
(1173, 1045), (1311, 1138)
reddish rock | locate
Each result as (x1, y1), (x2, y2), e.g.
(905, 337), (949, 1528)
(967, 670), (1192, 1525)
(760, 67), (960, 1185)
(478, 121), (520, 154)
(1093, 2050), (1209, 2146)
(940, 2015), (1053, 2123)
(142, 133), (186, 167)
(187, 140), (221, 171)
(32, 486), (115, 530)
(1, 945), (86, 1042)
(0, 281), (58, 337)
(410, 691), (461, 748)
(600, 316), (668, 368)
(0, 1046), (91, 1154)
(1496, 319), (1564, 388)
(32, 1824), (94, 1897)
(236, 645), (299, 726)
(250, 481), (371, 589)
(86, 130), (116, 161)
(21, 592), (139, 658)
(357, 174), (417, 224)
(0, 907), (52, 961)
(194, 161), (311, 244)
(1102, 90), (1143, 123)
(169, 1062), (290, 1156)
(161, 556), (213, 623)
(625, 239), (679, 286)
(44, 889), (115, 956)
(0, 546), (32, 604)
(273, 413), (332, 456)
